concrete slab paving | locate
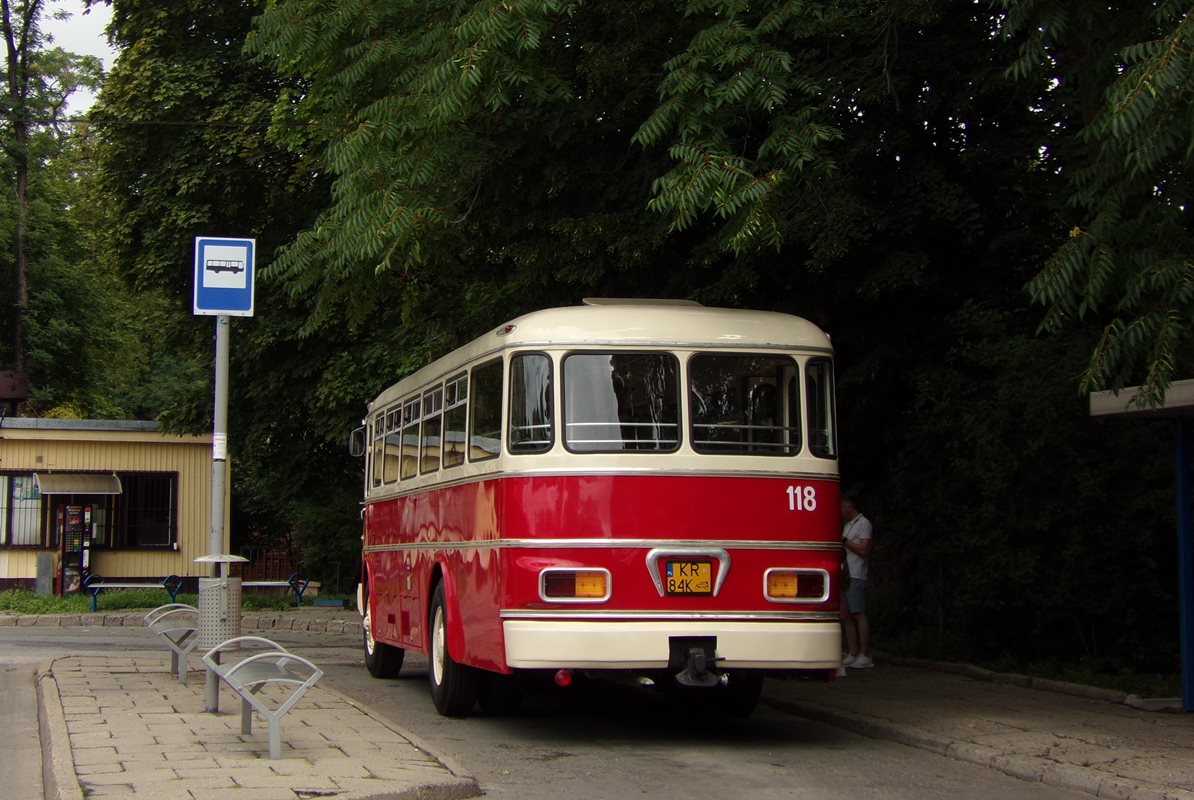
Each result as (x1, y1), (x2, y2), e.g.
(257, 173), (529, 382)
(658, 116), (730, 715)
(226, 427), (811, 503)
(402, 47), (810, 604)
(38, 654), (480, 800)
(765, 659), (1194, 800)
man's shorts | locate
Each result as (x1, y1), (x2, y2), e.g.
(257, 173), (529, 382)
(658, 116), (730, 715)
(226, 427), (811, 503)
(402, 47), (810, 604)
(843, 578), (867, 614)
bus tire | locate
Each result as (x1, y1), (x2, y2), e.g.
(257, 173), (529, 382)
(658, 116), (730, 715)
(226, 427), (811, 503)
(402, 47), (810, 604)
(428, 583), (479, 716)
(363, 589), (405, 678)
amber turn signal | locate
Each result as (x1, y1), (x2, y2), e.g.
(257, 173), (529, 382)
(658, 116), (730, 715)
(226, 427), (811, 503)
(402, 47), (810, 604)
(542, 569), (609, 600)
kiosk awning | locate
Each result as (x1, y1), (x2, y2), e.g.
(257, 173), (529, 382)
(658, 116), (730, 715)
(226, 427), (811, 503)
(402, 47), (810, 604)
(34, 473), (123, 495)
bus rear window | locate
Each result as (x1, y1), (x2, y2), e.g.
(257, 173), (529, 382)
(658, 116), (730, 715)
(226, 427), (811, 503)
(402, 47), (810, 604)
(563, 353), (680, 452)
(509, 353), (553, 454)
(689, 354), (801, 456)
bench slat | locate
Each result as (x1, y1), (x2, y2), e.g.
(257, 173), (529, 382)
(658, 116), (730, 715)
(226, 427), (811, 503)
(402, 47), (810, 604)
(84, 574), (184, 612)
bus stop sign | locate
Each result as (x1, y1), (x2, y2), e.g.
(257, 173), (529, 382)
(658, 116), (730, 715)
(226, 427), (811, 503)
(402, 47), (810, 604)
(194, 236), (255, 316)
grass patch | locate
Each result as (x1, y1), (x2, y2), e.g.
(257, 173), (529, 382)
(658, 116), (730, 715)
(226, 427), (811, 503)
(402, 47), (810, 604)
(0, 588), (352, 614)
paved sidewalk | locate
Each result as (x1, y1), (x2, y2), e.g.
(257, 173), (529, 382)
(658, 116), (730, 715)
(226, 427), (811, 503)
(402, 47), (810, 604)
(38, 653), (479, 800)
(765, 660), (1194, 800)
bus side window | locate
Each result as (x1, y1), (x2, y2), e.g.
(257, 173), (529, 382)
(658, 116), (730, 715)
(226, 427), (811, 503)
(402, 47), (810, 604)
(401, 397), (421, 479)
(421, 386), (444, 474)
(371, 415), (384, 488)
(443, 374), (468, 469)
(382, 406), (401, 484)
(806, 358), (837, 458)
(509, 353), (554, 454)
(469, 360), (503, 461)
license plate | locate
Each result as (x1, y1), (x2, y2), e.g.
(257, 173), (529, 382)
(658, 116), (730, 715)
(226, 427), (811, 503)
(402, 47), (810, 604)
(666, 560), (712, 595)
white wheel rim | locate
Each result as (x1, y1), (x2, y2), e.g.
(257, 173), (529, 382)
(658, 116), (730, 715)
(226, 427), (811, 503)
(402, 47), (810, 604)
(364, 605), (376, 656)
(432, 605), (446, 686)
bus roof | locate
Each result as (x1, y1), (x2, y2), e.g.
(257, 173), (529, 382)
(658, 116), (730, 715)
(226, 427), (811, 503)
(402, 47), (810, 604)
(369, 301), (831, 411)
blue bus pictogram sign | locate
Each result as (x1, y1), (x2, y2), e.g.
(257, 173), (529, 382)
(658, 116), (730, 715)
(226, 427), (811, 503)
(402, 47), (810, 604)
(194, 236), (255, 316)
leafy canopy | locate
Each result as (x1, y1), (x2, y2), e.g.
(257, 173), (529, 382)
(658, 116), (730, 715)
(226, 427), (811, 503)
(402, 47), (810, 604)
(1011, 0), (1194, 405)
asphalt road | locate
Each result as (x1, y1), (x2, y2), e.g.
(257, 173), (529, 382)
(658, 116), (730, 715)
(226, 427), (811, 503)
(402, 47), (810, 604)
(0, 664), (43, 800)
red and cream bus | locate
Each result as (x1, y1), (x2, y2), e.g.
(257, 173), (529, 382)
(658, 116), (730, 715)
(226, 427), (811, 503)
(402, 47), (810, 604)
(352, 299), (842, 716)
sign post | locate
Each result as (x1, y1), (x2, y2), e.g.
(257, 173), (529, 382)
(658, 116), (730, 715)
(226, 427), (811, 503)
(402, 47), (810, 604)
(194, 236), (255, 712)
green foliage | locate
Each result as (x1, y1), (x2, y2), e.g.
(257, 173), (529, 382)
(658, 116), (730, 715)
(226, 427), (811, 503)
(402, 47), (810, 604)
(241, 591), (297, 611)
(250, 0), (590, 332)
(0, 589), (90, 614)
(0, 589), (326, 613)
(633, 2), (845, 252)
(1012, 0), (1194, 405)
(0, 0), (105, 377)
(881, 307), (1175, 672)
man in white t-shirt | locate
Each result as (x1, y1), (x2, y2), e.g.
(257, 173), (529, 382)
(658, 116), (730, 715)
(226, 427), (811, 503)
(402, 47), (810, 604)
(840, 496), (874, 669)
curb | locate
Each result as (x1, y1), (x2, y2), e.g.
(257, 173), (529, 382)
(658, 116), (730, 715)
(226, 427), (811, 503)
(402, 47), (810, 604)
(36, 660), (83, 800)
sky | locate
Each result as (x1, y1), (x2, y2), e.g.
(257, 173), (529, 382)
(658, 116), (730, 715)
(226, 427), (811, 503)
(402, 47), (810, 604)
(42, 0), (118, 115)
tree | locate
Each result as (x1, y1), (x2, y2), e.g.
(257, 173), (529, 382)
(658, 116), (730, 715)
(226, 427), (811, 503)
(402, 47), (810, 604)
(1, 0), (101, 379)
(88, 0), (376, 580)
(1008, 0), (1194, 405)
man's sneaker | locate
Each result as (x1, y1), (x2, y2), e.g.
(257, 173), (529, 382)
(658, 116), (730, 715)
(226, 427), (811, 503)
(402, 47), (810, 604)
(836, 665), (848, 677)
(841, 653), (858, 667)
(848, 654), (874, 669)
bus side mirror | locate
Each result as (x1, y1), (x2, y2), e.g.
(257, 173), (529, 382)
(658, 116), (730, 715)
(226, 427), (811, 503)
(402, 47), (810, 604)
(348, 426), (366, 457)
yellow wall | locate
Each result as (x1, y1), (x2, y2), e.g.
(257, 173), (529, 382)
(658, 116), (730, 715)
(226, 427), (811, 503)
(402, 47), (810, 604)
(0, 421), (224, 580)
(0, 549), (39, 580)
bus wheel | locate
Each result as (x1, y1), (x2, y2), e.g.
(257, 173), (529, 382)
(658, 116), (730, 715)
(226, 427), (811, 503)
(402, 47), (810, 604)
(478, 671), (524, 716)
(363, 595), (404, 678)
(428, 583), (479, 716)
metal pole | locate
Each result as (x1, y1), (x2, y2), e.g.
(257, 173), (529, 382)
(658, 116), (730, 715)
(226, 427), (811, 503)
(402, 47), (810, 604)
(1176, 420), (1194, 712)
(205, 315), (230, 712)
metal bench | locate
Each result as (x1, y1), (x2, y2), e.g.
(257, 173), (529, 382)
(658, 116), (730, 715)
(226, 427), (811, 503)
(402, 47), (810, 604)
(83, 573), (184, 612)
(143, 603), (199, 684)
(241, 571), (309, 607)
(201, 636), (323, 759)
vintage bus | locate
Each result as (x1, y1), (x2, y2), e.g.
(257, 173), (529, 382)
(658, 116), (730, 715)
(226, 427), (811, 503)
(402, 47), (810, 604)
(352, 299), (842, 716)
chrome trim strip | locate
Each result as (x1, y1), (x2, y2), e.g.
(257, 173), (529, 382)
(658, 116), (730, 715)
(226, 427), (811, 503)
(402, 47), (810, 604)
(365, 469), (839, 502)
(500, 609), (840, 621)
(363, 538), (842, 554)
(644, 547), (730, 597)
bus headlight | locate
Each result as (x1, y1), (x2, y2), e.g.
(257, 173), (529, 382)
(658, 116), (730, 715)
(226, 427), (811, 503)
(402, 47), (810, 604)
(540, 568), (611, 602)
